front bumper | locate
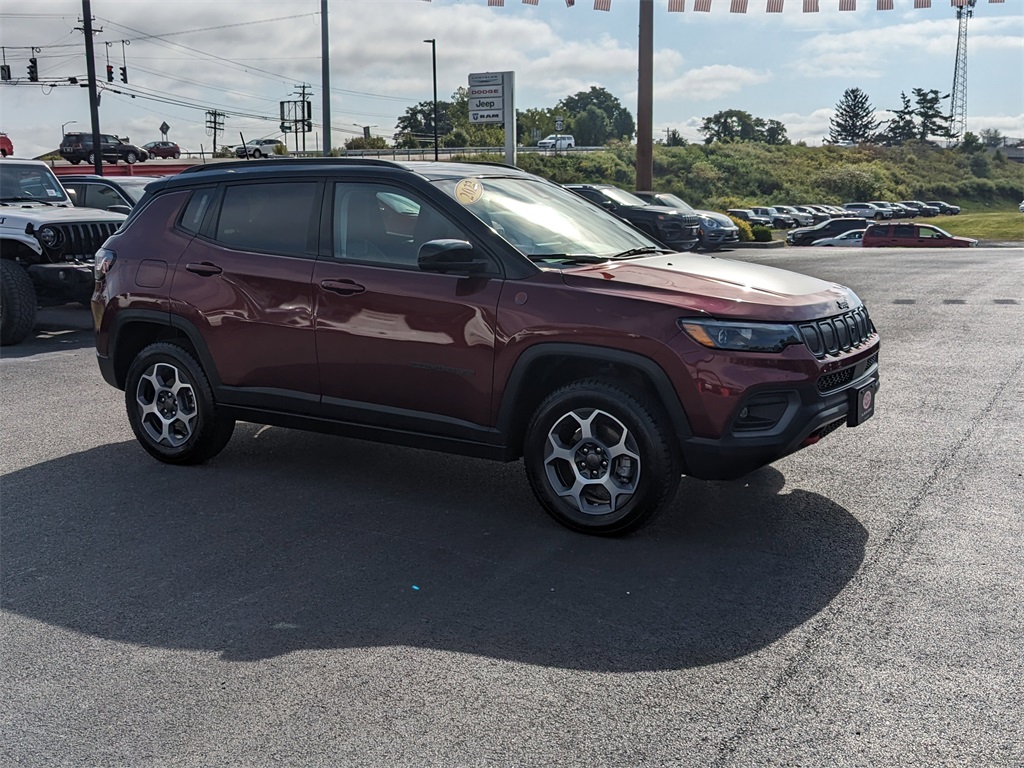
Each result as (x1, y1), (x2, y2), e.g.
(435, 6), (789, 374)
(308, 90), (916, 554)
(26, 262), (94, 305)
(664, 331), (880, 481)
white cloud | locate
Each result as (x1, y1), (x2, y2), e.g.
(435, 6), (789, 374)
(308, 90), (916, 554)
(655, 64), (773, 103)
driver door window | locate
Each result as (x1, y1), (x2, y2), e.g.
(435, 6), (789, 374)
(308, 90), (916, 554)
(331, 183), (466, 268)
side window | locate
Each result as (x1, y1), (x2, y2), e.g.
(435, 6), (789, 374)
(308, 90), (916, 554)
(893, 224), (915, 239)
(179, 188), (216, 234)
(214, 181), (318, 255)
(87, 184), (123, 210)
(331, 183), (466, 268)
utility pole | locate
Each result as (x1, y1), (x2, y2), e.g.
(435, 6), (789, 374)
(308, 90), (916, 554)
(321, 0), (332, 157)
(293, 83), (312, 153)
(205, 110), (224, 155)
(80, 0), (103, 175)
(636, 0), (653, 192)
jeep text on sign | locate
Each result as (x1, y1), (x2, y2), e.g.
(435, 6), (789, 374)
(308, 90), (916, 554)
(469, 98), (503, 111)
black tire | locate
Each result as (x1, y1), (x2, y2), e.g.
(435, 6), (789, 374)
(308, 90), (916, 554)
(86, 152), (95, 165)
(69, 159), (81, 165)
(523, 378), (681, 535)
(0, 260), (37, 346)
(173, 152), (180, 159)
(125, 151), (137, 164)
(124, 342), (235, 465)
(252, 149), (263, 158)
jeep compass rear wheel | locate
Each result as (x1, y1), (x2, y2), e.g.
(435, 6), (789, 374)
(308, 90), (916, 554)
(524, 379), (680, 535)
(125, 342), (235, 465)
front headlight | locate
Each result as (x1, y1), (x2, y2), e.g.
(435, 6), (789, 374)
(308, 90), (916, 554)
(38, 225), (63, 248)
(701, 216), (721, 230)
(678, 318), (802, 353)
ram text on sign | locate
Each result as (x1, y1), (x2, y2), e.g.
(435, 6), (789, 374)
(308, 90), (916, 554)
(470, 111), (503, 124)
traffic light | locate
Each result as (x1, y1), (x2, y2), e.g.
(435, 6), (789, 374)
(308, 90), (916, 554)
(119, 66), (127, 84)
(106, 65), (114, 82)
(27, 57), (38, 82)
(0, 64), (11, 81)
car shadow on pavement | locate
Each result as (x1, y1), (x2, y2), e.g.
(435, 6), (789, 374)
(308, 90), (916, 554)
(1, 426), (867, 672)
(0, 305), (95, 358)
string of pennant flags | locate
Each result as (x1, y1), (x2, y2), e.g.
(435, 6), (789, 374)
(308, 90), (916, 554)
(427, 0), (1004, 10)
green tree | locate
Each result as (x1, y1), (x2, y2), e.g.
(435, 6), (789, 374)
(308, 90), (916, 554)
(573, 105), (612, 146)
(699, 110), (788, 145)
(393, 99), (454, 148)
(517, 107), (560, 145)
(828, 87), (879, 144)
(661, 128), (686, 147)
(559, 86), (635, 141)
(699, 109), (759, 143)
(957, 132), (983, 153)
(912, 88), (951, 141)
(344, 136), (388, 150)
(979, 128), (1004, 148)
(760, 119), (789, 145)
(877, 92), (917, 146)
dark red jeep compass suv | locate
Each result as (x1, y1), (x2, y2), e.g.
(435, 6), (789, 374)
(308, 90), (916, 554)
(92, 159), (880, 535)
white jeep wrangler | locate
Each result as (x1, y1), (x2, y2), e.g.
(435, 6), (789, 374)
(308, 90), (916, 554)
(0, 160), (125, 345)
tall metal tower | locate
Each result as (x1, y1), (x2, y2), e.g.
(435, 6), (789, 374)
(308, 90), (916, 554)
(949, 0), (977, 143)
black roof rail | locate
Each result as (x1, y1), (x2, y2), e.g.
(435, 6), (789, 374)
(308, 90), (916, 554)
(177, 157), (407, 175)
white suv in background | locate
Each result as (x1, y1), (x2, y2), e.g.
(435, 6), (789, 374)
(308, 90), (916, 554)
(537, 134), (575, 150)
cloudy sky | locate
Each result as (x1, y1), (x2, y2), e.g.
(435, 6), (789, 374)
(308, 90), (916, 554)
(1, 0), (1021, 158)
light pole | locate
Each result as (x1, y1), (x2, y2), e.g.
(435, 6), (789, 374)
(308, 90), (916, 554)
(61, 120), (77, 138)
(423, 38), (438, 162)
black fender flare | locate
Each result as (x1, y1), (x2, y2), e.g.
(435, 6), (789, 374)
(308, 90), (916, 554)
(107, 309), (222, 390)
(496, 342), (693, 450)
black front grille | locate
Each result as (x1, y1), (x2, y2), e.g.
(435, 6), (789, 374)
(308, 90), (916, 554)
(799, 306), (876, 358)
(818, 368), (855, 392)
(45, 221), (120, 261)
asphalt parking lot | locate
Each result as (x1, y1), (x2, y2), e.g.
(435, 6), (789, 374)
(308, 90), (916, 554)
(2, 246), (1022, 767)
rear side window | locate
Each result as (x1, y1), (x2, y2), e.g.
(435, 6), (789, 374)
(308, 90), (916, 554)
(214, 181), (318, 255)
(179, 188), (216, 234)
(894, 224), (915, 239)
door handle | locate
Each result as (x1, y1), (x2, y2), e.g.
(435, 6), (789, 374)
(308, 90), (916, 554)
(185, 262), (223, 277)
(321, 279), (365, 296)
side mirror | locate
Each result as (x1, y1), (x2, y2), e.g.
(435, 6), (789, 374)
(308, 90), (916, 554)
(417, 239), (487, 275)
(107, 204), (132, 215)
(599, 199), (616, 211)
(65, 188), (78, 205)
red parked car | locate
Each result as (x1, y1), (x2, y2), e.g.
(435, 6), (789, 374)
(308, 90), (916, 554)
(0, 132), (13, 157)
(861, 222), (977, 248)
(92, 159), (880, 535)
(142, 141), (181, 159)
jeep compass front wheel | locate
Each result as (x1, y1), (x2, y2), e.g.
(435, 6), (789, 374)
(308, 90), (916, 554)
(125, 342), (235, 465)
(524, 379), (681, 535)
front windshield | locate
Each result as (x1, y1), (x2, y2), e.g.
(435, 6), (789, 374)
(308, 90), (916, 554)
(0, 162), (71, 203)
(433, 176), (661, 262)
(655, 194), (695, 213)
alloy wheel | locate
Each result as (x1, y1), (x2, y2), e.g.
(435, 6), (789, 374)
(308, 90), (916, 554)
(543, 407), (640, 515)
(135, 361), (198, 447)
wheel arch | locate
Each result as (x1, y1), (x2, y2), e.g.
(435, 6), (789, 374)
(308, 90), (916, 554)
(497, 343), (692, 461)
(109, 310), (219, 391)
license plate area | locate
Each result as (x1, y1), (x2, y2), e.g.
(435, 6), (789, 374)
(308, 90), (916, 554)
(847, 381), (877, 427)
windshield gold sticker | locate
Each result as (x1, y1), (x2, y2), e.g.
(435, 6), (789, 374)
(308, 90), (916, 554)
(454, 179), (483, 205)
